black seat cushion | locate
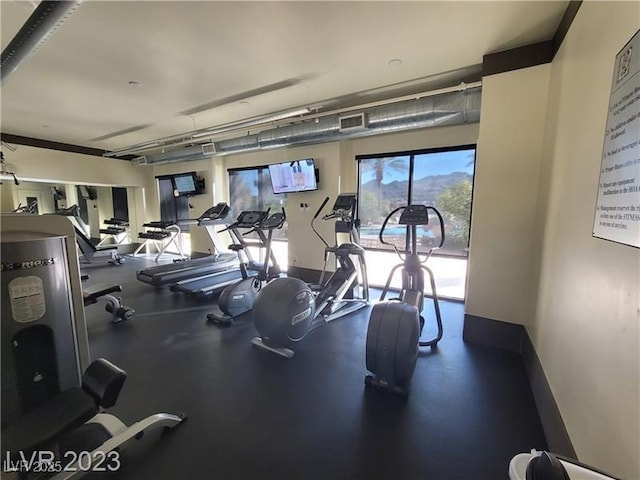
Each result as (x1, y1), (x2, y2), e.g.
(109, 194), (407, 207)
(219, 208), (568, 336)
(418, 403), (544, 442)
(83, 283), (122, 306)
(99, 227), (126, 235)
(138, 231), (171, 240)
(2, 387), (98, 457)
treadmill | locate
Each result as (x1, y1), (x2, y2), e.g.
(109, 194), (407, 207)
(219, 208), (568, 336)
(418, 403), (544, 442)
(170, 209), (272, 298)
(136, 203), (238, 287)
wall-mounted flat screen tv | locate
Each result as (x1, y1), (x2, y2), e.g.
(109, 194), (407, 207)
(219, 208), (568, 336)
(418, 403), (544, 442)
(268, 158), (318, 194)
(172, 172), (198, 196)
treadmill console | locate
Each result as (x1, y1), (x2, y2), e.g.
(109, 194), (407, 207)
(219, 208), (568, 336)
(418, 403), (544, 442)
(235, 210), (268, 228)
(261, 210), (286, 230)
(199, 203), (230, 222)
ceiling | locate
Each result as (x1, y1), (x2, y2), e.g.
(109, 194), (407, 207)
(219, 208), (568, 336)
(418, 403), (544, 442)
(1, 1), (569, 155)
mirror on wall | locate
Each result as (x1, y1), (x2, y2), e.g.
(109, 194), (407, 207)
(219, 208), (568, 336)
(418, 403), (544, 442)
(5, 181), (133, 246)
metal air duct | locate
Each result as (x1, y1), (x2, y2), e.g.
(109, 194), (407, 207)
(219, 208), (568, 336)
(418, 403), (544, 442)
(136, 143), (215, 165)
(1, 1), (83, 84)
(140, 86), (481, 165)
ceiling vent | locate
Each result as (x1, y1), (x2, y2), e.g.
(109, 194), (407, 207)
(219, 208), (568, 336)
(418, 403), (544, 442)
(133, 155), (148, 166)
(201, 142), (216, 155)
(338, 113), (368, 132)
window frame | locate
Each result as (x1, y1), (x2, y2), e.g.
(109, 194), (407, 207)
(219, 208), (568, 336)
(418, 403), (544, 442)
(356, 143), (477, 258)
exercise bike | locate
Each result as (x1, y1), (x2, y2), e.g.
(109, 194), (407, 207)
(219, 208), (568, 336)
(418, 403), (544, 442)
(364, 203), (445, 396)
(206, 208), (286, 326)
(251, 193), (369, 358)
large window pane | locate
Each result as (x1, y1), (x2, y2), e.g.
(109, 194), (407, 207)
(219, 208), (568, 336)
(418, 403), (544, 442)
(229, 169), (259, 212)
(411, 148), (475, 256)
(358, 155), (410, 249)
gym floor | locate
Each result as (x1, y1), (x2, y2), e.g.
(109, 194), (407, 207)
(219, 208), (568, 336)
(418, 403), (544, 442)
(81, 255), (547, 480)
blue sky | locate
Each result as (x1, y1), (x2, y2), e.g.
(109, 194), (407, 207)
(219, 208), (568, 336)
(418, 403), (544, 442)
(360, 148), (476, 183)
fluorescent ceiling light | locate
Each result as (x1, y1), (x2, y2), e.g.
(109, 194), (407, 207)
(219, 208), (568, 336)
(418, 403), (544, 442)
(105, 141), (161, 157)
(191, 107), (311, 139)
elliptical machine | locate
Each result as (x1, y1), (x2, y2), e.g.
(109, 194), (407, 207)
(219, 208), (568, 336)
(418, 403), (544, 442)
(251, 193), (369, 358)
(206, 208), (286, 326)
(364, 204), (445, 396)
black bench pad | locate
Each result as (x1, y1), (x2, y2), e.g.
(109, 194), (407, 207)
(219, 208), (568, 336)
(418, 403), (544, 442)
(142, 221), (175, 229)
(83, 284), (122, 306)
(2, 387), (98, 457)
(104, 218), (129, 226)
(138, 231), (171, 240)
(100, 227), (127, 235)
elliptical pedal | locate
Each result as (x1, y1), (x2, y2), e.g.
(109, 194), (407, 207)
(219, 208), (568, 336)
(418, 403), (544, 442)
(364, 375), (410, 397)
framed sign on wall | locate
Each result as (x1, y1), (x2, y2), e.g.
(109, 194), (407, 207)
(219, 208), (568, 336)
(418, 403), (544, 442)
(593, 29), (640, 248)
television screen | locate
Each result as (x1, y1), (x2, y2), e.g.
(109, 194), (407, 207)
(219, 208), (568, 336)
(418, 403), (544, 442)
(173, 172), (197, 195)
(268, 159), (318, 194)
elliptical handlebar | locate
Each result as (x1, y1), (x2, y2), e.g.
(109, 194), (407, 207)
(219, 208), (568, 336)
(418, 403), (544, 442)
(378, 206), (405, 259)
(425, 206), (446, 250)
(313, 197), (330, 220)
(311, 197), (331, 248)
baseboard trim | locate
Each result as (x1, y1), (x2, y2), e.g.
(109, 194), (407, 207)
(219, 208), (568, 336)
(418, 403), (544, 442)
(463, 313), (576, 459)
(463, 313), (524, 352)
(286, 266), (322, 284)
(521, 331), (577, 459)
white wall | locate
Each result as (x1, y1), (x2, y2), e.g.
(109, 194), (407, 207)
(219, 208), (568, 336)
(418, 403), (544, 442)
(531, 3), (639, 478)
(222, 142), (342, 271)
(0, 182), (14, 211)
(348, 122), (479, 158)
(466, 64), (551, 325)
(2, 145), (147, 186)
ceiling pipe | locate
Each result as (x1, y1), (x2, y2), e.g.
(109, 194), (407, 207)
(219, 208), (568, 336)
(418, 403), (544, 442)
(1, 1), (83, 85)
(135, 86), (481, 165)
(114, 81), (482, 159)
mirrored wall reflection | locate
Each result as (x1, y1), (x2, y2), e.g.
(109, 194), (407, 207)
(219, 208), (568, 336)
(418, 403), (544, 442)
(5, 181), (133, 245)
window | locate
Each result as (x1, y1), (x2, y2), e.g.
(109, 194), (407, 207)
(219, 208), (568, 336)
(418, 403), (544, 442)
(357, 145), (476, 300)
(228, 166), (288, 270)
(357, 146), (475, 256)
(157, 176), (190, 227)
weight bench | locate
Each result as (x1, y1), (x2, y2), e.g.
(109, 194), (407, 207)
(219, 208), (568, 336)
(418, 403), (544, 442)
(73, 225), (125, 266)
(2, 358), (186, 479)
(83, 284), (135, 323)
